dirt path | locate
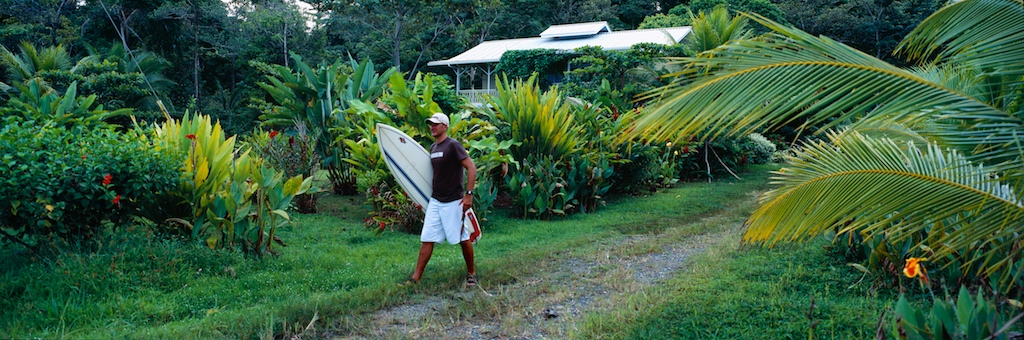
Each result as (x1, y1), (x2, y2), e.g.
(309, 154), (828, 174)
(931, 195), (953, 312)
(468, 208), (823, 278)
(331, 219), (741, 340)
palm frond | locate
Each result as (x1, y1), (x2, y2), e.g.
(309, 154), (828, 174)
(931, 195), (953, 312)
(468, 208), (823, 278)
(896, 0), (1024, 76)
(627, 13), (1024, 169)
(745, 131), (1024, 274)
(838, 119), (931, 147)
(909, 64), (982, 98)
(897, 0), (1024, 120)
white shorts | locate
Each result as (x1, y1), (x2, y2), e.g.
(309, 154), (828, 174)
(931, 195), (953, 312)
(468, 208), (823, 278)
(421, 197), (470, 244)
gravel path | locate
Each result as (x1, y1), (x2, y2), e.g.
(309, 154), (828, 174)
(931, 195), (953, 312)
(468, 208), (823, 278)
(330, 224), (737, 340)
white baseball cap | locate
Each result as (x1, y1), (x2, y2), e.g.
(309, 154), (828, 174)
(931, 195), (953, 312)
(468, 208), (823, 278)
(425, 112), (449, 126)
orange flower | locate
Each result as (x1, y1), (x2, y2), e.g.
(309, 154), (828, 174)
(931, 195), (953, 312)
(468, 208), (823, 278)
(269, 130), (279, 138)
(112, 194), (121, 208)
(903, 257), (926, 278)
(102, 173), (112, 185)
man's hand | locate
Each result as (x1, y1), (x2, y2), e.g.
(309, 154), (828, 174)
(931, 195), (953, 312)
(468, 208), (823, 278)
(461, 194), (472, 212)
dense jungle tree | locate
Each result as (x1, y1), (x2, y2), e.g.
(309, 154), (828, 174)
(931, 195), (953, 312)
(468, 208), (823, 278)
(774, 0), (942, 60)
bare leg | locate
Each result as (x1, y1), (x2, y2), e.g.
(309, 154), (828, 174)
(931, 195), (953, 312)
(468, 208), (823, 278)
(412, 242), (434, 281)
(460, 240), (475, 276)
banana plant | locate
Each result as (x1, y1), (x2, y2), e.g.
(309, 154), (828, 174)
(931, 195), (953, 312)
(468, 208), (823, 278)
(256, 54), (396, 193)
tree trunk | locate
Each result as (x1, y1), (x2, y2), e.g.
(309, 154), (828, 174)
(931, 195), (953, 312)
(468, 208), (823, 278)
(283, 21), (289, 68)
(392, 17), (403, 70)
(193, 1), (200, 101)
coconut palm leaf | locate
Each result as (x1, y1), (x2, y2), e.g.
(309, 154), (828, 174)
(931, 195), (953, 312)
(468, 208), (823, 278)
(627, 13), (1024, 170)
(897, 0), (1024, 121)
(685, 5), (752, 54)
(837, 119), (931, 147)
(896, 0), (1024, 77)
(909, 64), (983, 99)
(745, 131), (1024, 275)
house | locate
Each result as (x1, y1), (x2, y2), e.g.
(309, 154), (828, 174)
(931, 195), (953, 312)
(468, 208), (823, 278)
(428, 21), (691, 103)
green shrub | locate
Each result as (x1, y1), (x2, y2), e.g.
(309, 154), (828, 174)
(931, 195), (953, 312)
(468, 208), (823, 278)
(413, 73), (464, 115)
(255, 56), (396, 195)
(561, 44), (678, 110)
(674, 138), (751, 181)
(363, 182), (424, 234)
(0, 122), (181, 249)
(608, 143), (666, 195)
(742, 133), (776, 164)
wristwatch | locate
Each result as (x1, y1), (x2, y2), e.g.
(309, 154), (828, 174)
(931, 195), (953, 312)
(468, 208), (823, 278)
(465, 190), (473, 195)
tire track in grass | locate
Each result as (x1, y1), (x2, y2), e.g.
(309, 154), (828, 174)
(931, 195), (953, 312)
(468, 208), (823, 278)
(330, 214), (748, 339)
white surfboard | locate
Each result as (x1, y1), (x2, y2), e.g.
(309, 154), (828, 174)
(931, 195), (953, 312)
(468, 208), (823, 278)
(376, 123), (433, 208)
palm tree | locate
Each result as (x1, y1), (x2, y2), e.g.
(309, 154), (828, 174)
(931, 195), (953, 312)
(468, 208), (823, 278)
(0, 42), (72, 92)
(684, 5), (753, 54)
(625, 0), (1024, 282)
(78, 43), (176, 112)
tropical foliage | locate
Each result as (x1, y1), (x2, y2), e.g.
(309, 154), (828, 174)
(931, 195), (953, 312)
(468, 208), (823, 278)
(683, 5), (753, 54)
(625, 0), (1024, 288)
(0, 121), (181, 250)
(256, 55), (396, 195)
(155, 113), (312, 256)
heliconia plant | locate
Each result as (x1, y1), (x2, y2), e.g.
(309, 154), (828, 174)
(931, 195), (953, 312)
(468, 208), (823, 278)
(893, 285), (1021, 340)
(506, 154), (575, 219)
(247, 129), (321, 213)
(155, 112), (311, 256)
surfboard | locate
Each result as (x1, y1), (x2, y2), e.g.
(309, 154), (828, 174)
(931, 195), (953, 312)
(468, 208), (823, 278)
(376, 123), (432, 208)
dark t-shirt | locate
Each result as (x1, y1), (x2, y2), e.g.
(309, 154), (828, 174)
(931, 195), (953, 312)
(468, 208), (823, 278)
(430, 137), (469, 203)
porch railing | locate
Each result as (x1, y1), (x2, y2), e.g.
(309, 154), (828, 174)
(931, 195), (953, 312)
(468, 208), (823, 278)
(459, 89), (499, 104)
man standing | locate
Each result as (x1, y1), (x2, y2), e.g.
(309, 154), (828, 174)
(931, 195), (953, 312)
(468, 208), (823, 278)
(403, 112), (478, 287)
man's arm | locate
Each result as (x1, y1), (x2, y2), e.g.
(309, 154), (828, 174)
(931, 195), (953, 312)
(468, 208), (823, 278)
(461, 157), (476, 209)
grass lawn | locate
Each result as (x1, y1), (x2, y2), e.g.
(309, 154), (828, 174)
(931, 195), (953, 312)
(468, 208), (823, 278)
(0, 164), (917, 338)
(577, 232), (897, 339)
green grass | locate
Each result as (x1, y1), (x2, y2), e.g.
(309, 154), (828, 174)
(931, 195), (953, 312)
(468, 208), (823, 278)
(572, 193), (898, 339)
(618, 240), (894, 339)
(1, 164), (799, 338)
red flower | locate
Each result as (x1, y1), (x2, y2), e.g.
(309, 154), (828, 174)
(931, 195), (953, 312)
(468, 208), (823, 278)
(682, 146), (689, 153)
(102, 174), (112, 185)
(112, 194), (121, 208)
(269, 131), (279, 138)
(379, 222), (386, 231)
(186, 134), (196, 140)
(81, 155), (86, 160)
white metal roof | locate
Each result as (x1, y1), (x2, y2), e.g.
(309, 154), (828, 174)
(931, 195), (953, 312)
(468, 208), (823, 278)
(428, 25), (691, 67)
(539, 21), (611, 39)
